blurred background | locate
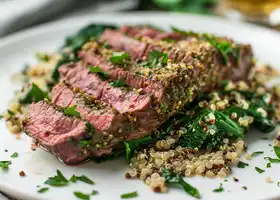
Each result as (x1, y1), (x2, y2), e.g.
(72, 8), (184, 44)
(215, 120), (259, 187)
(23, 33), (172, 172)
(0, 0), (280, 37)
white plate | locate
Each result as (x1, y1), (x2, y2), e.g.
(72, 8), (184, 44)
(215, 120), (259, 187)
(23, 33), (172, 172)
(0, 12), (280, 200)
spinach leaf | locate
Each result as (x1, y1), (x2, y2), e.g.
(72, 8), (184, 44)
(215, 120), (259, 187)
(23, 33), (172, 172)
(20, 83), (49, 104)
(237, 161), (249, 168)
(73, 192), (90, 200)
(139, 50), (168, 68)
(44, 170), (69, 186)
(255, 167), (265, 174)
(63, 105), (80, 117)
(162, 168), (200, 199)
(274, 146), (280, 159)
(88, 66), (109, 79)
(124, 136), (153, 161)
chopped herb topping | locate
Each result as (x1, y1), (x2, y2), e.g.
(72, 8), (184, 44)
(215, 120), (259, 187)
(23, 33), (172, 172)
(237, 161), (249, 168)
(44, 170), (69, 186)
(109, 52), (130, 65)
(251, 151), (264, 157)
(74, 191), (90, 200)
(139, 50), (168, 68)
(7, 110), (14, 116)
(264, 157), (280, 163)
(162, 168), (200, 198)
(277, 182), (280, 187)
(85, 122), (95, 136)
(91, 190), (98, 195)
(233, 177), (239, 182)
(36, 52), (49, 62)
(88, 66), (109, 79)
(37, 187), (49, 193)
(274, 146), (280, 159)
(10, 152), (18, 158)
(242, 186), (247, 190)
(213, 183), (224, 192)
(266, 163), (271, 168)
(20, 83), (49, 104)
(120, 191), (138, 199)
(70, 175), (77, 183)
(110, 79), (128, 87)
(255, 167), (265, 174)
(63, 105), (80, 117)
(0, 161), (11, 169)
(76, 175), (95, 185)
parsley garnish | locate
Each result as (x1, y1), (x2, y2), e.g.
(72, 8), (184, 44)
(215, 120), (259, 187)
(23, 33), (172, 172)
(251, 151), (264, 157)
(37, 187), (49, 193)
(237, 161), (249, 168)
(110, 79), (128, 87)
(7, 110), (15, 116)
(277, 182), (280, 187)
(266, 163), (271, 168)
(213, 183), (224, 192)
(162, 168), (200, 198)
(264, 157), (280, 163)
(139, 50), (168, 68)
(255, 167), (265, 174)
(120, 191), (138, 199)
(0, 161), (11, 169)
(36, 52), (49, 62)
(63, 105), (80, 117)
(85, 122), (95, 136)
(74, 192), (90, 200)
(44, 170), (69, 186)
(242, 186), (247, 190)
(77, 175), (95, 185)
(91, 190), (98, 195)
(10, 152), (18, 158)
(88, 66), (109, 79)
(109, 52), (129, 65)
(20, 83), (49, 104)
(70, 175), (77, 183)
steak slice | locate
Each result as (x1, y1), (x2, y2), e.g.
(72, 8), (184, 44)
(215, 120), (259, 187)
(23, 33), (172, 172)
(59, 62), (161, 132)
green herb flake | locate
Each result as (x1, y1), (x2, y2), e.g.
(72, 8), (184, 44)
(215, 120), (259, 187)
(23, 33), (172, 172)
(124, 136), (152, 161)
(10, 152), (18, 158)
(266, 163), (271, 168)
(251, 151), (264, 157)
(274, 146), (280, 159)
(109, 79), (128, 87)
(70, 175), (77, 183)
(277, 182), (280, 187)
(44, 170), (69, 186)
(242, 186), (247, 190)
(120, 191), (138, 199)
(85, 122), (95, 136)
(88, 66), (109, 79)
(76, 175), (95, 185)
(139, 50), (168, 68)
(237, 161), (249, 168)
(37, 187), (49, 193)
(74, 191), (90, 200)
(19, 83), (49, 104)
(213, 183), (224, 193)
(36, 52), (49, 62)
(0, 161), (11, 169)
(109, 52), (129, 65)
(63, 105), (80, 117)
(7, 110), (15, 116)
(162, 168), (200, 199)
(255, 167), (265, 174)
(91, 190), (98, 195)
(264, 156), (280, 163)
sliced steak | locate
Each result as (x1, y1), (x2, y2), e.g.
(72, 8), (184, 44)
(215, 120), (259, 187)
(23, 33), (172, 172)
(59, 63), (161, 132)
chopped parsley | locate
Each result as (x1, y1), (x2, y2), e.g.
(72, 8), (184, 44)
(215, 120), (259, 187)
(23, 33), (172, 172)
(88, 66), (109, 79)
(110, 79), (128, 87)
(277, 182), (280, 187)
(274, 146), (280, 159)
(70, 175), (77, 183)
(36, 52), (49, 62)
(139, 50), (168, 68)
(91, 190), (98, 195)
(37, 187), (49, 193)
(109, 52), (129, 65)
(10, 152), (18, 158)
(44, 170), (69, 186)
(251, 151), (264, 157)
(74, 191), (90, 200)
(20, 83), (49, 104)
(0, 161), (11, 169)
(120, 191), (138, 199)
(264, 157), (280, 163)
(242, 186), (247, 190)
(63, 105), (80, 117)
(85, 122), (95, 136)
(76, 175), (95, 185)
(255, 167), (265, 174)
(162, 168), (200, 199)
(266, 163), (271, 168)
(213, 183), (224, 192)
(7, 110), (15, 116)
(237, 161), (249, 168)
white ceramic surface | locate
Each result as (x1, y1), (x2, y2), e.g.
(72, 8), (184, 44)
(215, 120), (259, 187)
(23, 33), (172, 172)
(0, 12), (280, 200)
